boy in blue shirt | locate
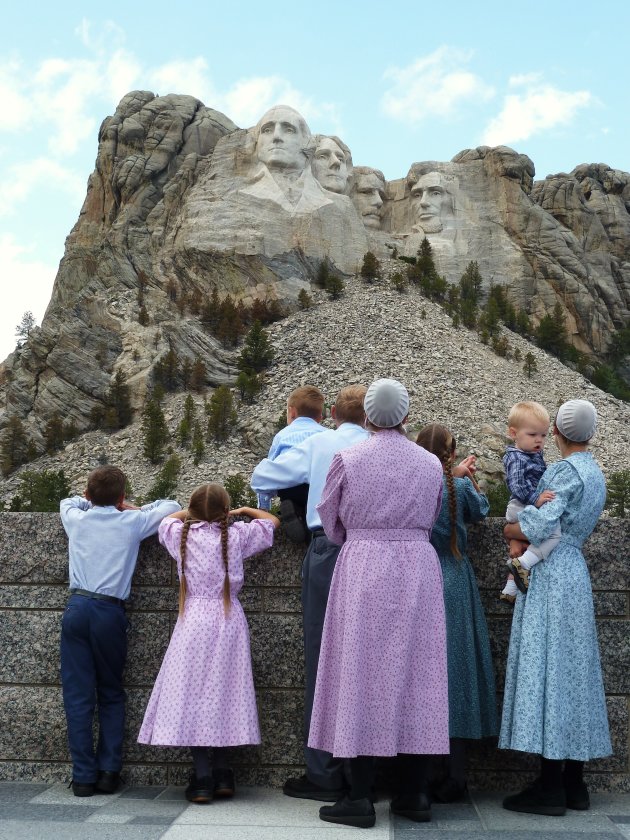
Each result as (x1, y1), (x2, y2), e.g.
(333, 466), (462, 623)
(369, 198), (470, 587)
(257, 385), (325, 542)
(60, 465), (180, 796)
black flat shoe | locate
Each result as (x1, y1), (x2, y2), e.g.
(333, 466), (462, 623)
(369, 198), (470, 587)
(185, 773), (213, 804)
(391, 790), (431, 822)
(282, 773), (345, 802)
(319, 795), (376, 828)
(70, 780), (94, 797)
(95, 771), (121, 794)
(213, 767), (235, 798)
(431, 776), (468, 803)
(564, 778), (590, 810)
(503, 778), (566, 816)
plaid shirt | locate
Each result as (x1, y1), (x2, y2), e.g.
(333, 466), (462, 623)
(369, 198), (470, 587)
(503, 446), (547, 506)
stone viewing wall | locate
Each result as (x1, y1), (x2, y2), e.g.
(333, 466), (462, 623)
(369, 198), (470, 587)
(0, 514), (628, 792)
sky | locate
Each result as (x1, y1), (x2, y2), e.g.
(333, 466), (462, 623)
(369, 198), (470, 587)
(1, 0), (628, 361)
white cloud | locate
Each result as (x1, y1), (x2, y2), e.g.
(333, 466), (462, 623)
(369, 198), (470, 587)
(482, 83), (592, 146)
(0, 158), (85, 218)
(381, 46), (495, 123)
(0, 234), (57, 362)
(149, 57), (213, 102)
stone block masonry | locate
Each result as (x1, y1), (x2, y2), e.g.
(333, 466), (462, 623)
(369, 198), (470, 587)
(0, 515), (628, 791)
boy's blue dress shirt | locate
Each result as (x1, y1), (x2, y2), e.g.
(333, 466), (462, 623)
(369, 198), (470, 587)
(60, 498), (181, 600)
(251, 423), (369, 529)
(257, 416), (324, 510)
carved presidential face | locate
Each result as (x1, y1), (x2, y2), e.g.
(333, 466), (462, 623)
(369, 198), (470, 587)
(312, 137), (349, 194)
(255, 107), (309, 174)
(351, 172), (385, 229)
(410, 172), (453, 233)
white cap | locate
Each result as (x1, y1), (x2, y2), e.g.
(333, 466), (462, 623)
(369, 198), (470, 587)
(364, 378), (409, 428)
(556, 399), (597, 442)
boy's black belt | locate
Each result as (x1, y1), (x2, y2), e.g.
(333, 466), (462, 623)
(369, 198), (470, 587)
(69, 588), (125, 607)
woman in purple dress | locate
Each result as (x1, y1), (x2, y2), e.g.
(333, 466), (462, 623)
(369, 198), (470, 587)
(308, 379), (449, 829)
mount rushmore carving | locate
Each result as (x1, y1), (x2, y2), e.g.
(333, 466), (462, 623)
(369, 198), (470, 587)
(1, 90), (629, 435)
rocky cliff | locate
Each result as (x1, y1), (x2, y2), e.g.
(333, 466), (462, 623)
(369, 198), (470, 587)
(0, 90), (628, 462)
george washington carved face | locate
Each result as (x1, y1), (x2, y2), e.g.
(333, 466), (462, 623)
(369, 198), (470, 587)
(255, 106), (311, 174)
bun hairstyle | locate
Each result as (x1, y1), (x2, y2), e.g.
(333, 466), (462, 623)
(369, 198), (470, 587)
(416, 423), (461, 560)
(179, 483), (231, 616)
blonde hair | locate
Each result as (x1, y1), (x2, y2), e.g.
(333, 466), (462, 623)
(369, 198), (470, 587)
(179, 483), (231, 617)
(287, 386), (325, 420)
(508, 401), (550, 429)
(334, 384), (368, 425)
(416, 423), (461, 560)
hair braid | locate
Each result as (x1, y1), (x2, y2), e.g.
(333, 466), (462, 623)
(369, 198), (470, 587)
(443, 458), (462, 559)
(220, 512), (231, 615)
(178, 518), (194, 615)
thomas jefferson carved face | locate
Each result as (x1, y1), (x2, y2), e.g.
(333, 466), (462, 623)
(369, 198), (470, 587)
(351, 170), (385, 229)
(410, 172), (453, 233)
(255, 106), (310, 174)
(312, 137), (349, 194)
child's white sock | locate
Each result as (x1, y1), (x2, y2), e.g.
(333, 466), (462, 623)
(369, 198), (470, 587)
(502, 578), (519, 597)
(519, 549), (541, 571)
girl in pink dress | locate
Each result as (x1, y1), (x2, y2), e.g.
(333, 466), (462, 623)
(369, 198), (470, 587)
(138, 483), (279, 803)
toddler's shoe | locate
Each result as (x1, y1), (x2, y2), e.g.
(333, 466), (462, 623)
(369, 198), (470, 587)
(507, 557), (529, 593)
(185, 773), (213, 804)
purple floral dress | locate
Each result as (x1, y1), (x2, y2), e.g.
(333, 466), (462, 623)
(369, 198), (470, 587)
(308, 429), (450, 757)
(138, 517), (274, 747)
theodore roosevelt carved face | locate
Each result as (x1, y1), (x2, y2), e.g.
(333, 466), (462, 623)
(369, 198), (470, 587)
(351, 167), (386, 229)
(254, 106), (311, 174)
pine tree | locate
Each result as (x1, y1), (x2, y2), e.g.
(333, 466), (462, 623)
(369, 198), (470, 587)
(9, 469), (70, 512)
(605, 470), (630, 517)
(147, 454), (181, 499)
(181, 358), (193, 391)
(391, 272), (407, 293)
(1, 415), (31, 475)
(142, 398), (169, 463)
(298, 289), (313, 309)
(190, 357), (207, 392)
(536, 303), (568, 358)
(523, 352), (538, 378)
(360, 251), (380, 283)
(177, 395), (196, 447)
(108, 370), (133, 428)
(192, 421), (205, 465)
(15, 311), (36, 347)
(236, 371), (260, 404)
(154, 348), (180, 392)
(206, 385), (237, 442)
(224, 474), (257, 508)
(238, 321), (275, 374)
(325, 274), (344, 299)
(316, 260), (330, 289)
(44, 412), (65, 453)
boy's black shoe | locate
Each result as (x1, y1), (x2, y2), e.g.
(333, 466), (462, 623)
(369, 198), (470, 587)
(185, 773), (213, 804)
(280, 500), (308, 543)
(390, 790), (432, 822)
(95, 771), (121, 794)
(503, 778), (566, 816)
(431, 776), (469, 803)
(70, 781), (94, 797)
(319, 795), (376, 828)
(283, 773), (345, 802)
(213, 767), (235, 798)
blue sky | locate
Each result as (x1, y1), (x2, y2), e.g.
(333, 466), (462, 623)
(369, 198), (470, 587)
(1, 0), (628, 360)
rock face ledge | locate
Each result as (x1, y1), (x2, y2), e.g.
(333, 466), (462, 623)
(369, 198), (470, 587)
(1, 91), (629, 445)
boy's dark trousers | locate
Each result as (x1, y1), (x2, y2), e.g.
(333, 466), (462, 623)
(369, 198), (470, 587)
(60, 594), (128, 783)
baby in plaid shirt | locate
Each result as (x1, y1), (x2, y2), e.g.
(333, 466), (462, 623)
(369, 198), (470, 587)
(500, 401), (561, 602)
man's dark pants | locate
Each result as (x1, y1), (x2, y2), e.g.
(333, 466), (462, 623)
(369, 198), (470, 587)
(60, 594), (128, 783)
(301, 529), (345, 790)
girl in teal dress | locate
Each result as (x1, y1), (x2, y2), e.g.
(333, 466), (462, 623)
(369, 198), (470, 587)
(500, 400), (611, 817)
(417, 424), (498, 802)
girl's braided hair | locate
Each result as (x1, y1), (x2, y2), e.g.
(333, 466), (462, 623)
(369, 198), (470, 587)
(416, 423), (462, 559)
(179, 483), (231, 616)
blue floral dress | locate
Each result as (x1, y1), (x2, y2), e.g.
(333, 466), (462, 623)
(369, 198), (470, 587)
(499, 452), (611, 760)
(430, 476), (498, 739)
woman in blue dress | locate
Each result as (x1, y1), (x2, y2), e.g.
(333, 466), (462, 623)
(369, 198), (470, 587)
(416, 424), (498, 802)
(499, 399), (611, 816)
